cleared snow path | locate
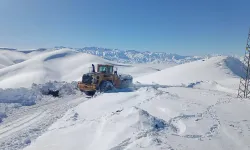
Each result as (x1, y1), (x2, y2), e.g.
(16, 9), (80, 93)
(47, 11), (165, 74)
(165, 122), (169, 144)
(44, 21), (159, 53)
(0, 95), (87, 150)
(0, 82), (88, 150)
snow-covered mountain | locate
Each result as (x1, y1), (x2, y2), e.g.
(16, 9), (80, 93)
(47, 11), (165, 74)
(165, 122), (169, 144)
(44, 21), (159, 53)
(16, 46), (210, 64)
(74, 47), (206, 64)
(0, 48), (173, 89)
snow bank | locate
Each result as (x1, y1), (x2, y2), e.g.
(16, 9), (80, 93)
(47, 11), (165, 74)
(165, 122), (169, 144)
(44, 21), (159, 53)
(0, 88), (40, 106)
(31, 81), (79, 97)
(0, 81), (79, 106)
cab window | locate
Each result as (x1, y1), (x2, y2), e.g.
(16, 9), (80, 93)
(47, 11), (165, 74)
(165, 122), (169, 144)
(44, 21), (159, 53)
(98, 65), (113, 73)
(99, 66), (107, 73)
(109, 66), (113, 73)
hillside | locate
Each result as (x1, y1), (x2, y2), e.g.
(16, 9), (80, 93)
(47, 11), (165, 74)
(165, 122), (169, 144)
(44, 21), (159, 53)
(22, 55), (250, 150)
(0, 49), (171, 89)
(0, 50), (29, 69)
(136, 56), (243, 93)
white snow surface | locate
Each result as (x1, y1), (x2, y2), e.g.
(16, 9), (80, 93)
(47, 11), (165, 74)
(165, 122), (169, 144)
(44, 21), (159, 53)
(0, 49), (170, 89)
(0, 48), (249, 150)
(0, 81), (84, 150)
(24, 87), (250, 150)
(0, 50), (28, 69)
(135, 56), (242, 93)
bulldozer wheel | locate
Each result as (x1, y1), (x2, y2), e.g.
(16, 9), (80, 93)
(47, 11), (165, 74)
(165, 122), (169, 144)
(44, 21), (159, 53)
(84, 91), (96, 96)
(99, 81), (114, 92)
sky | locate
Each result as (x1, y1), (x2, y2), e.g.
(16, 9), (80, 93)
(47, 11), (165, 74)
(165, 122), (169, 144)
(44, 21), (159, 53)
(0, 0), (250, 55)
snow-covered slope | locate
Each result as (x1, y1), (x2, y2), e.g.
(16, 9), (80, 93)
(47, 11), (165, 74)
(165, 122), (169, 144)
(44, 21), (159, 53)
(0, 49), (76, 88)
(136, 56), (243, 93)
(0, 49), (170, 89)
(23, 86), (250, 150)
(0, 50), (28, 69)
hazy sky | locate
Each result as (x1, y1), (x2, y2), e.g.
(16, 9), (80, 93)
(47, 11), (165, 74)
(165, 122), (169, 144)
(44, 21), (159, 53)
(0, 0), (249, 55)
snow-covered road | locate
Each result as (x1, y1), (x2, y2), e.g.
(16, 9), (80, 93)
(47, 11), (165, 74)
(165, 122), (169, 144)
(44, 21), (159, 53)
(0, 94), (88, 150)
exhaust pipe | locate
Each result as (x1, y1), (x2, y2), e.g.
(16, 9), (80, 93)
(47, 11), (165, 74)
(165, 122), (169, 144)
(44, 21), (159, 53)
(92, 64), (95, 72)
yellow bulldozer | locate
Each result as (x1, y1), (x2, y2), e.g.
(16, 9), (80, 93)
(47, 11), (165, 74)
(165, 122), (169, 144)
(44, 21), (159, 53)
(77, 64), (133, 96)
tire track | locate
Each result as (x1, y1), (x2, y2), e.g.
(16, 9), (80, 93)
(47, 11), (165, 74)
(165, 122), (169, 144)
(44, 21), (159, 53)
(0, 111), (46, 139)
(0, 96), (86, 150)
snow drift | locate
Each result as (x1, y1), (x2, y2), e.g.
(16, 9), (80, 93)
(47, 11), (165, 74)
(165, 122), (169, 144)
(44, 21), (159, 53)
(0, 81), (79, 106)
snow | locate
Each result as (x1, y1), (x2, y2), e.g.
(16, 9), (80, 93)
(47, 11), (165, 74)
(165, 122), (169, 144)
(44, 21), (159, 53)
(0, 50), (28, 68)
(0, 81), (79, 106)
(75, 47), (205, 64)
(0, 80), (85, 150)
(8, 46), (208, 64)
(0, 88), (39, 106)
(0, 111), (7, 123)
(23, 86), (250, 150)
(135, 56), (242, 91)
(0, 48), (166, 88)
(0, 48), (249, 150)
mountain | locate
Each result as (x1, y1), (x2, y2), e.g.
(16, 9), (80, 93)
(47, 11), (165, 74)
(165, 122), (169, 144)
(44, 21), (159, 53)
(75, 47), (205, 64)
(0, 48), (17, 51)
(15, 46), (209, 64)
(0, 48), (170, 89)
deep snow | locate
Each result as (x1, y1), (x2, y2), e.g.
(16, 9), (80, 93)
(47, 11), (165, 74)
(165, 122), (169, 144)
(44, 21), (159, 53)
(135, 56), (242, 93)
(0, 81), (85, 150)
(24, 87), (250, 150)
(0, 48), (248, 150)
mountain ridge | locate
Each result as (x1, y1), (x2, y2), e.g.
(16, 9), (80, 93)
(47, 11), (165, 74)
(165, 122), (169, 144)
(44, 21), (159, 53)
(2, 46), (231, 64)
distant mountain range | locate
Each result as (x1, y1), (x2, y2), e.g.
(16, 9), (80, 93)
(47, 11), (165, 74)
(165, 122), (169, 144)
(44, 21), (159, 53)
(0, 48), (17, 51)
(53, 46), (209, 64)
(2, 46), (228, 64)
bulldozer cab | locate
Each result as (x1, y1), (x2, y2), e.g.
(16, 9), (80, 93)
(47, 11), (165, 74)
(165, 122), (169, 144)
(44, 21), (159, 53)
(97, 64), (114, 74)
